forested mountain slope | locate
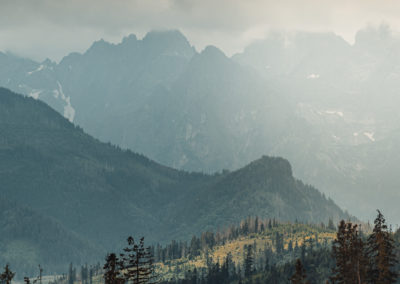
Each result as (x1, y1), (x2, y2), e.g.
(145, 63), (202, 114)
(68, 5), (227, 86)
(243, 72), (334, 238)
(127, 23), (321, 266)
(0, 88), (348, 271)
(0, 197), (100, 276)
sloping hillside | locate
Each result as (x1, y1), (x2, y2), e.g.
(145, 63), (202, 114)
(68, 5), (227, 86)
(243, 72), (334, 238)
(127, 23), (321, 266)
(0, 87), (349, 273)
(171, 157), (346, 239)
(0, 197), (100, 276)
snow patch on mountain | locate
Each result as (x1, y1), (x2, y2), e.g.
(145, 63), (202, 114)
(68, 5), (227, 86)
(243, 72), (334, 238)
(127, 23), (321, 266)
(27, 65), (45, 75)
(53, 82), (75, 122)
(325, 110), (344, 117)
(363, 132), (375, 142)
(28, 90), (42, 99)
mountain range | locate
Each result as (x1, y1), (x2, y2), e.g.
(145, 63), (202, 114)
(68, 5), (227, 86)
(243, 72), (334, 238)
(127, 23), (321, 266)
(0, 87), (348, 275)
(1, 27), (397, 222)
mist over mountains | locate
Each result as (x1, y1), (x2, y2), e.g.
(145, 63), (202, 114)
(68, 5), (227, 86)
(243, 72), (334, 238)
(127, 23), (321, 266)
(1, 25), (400, 224)
(0, 87), (348, 275)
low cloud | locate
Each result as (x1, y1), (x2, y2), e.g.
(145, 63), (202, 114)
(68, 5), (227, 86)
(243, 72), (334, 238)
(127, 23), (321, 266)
(1, 0), (400, 61)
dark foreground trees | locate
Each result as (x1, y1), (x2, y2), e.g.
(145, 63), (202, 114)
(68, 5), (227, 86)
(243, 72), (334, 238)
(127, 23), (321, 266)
(329, 210), (397, 284)
(290, 259), (309, 284)
(0, 265), (15, 284)
(103, 253), (124, 284)
(1, 212), (398, 284)
(103, 236), (158, 284)
(365, 210), (398, 283)
(121, 237), (157, 284)
(330, 220), (367, 283)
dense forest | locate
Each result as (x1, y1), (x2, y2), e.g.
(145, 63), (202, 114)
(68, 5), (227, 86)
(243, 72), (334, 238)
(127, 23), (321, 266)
(3, 211), (397, 284)
(155, 211), (398, 283)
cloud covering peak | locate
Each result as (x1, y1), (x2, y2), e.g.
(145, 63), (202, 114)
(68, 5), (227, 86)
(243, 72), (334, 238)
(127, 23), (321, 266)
(1, 0), (400, 61)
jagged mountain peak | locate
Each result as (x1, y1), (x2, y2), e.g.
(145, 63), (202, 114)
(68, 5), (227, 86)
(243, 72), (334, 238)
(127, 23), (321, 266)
(70, 30), (196, 60)
(41, 57), (56, 66)
(121, 33), (138, 44)
(186, 45), (231, 72)
(85, 38), (115, 55)
(143, 29), (188, 44)
(141, 29), (196, 58)
(200, 45), (227, 58)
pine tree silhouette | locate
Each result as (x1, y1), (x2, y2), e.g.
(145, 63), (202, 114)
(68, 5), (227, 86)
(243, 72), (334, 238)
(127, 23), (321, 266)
(120, 236), (158, 284)
(68, 263), (75, 284)
(103, 253), (124, 284)
(290, 259), (309, 284)
(244, 245), (254, 278)
(0, 265), (15, 284)
(366, 210), (398, 284)
(330, 220), (367, 283)
(350, 225), (367, 284)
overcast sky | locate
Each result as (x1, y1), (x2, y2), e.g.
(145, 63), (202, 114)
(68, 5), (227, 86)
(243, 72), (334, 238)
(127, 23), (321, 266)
(1, 0), (400, 62)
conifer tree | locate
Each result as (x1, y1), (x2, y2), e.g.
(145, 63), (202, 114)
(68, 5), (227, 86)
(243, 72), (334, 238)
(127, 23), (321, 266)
(300, 240), (306, 263)
(224, 252), (235, 279)
(103, 253), (124, 284)
(254, 217), (259, 233)
(68, 263), (75, 284)
(328, 218), (336, 231)
(288, 240), (293, 253)
(330, 220), (367, 283)
(89, 266), (93, 284)
(0, 265), (15, 284)
(275, 232), (284, 254)
(120, 236), (157, 284)
(36, 265), (43, 284)
(350, 225), (367, 284)
(290, 259), (309, 284)
(244, 245), (254, 278)
(81, 264), (88, 284)
(365, 210), (398, 284)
